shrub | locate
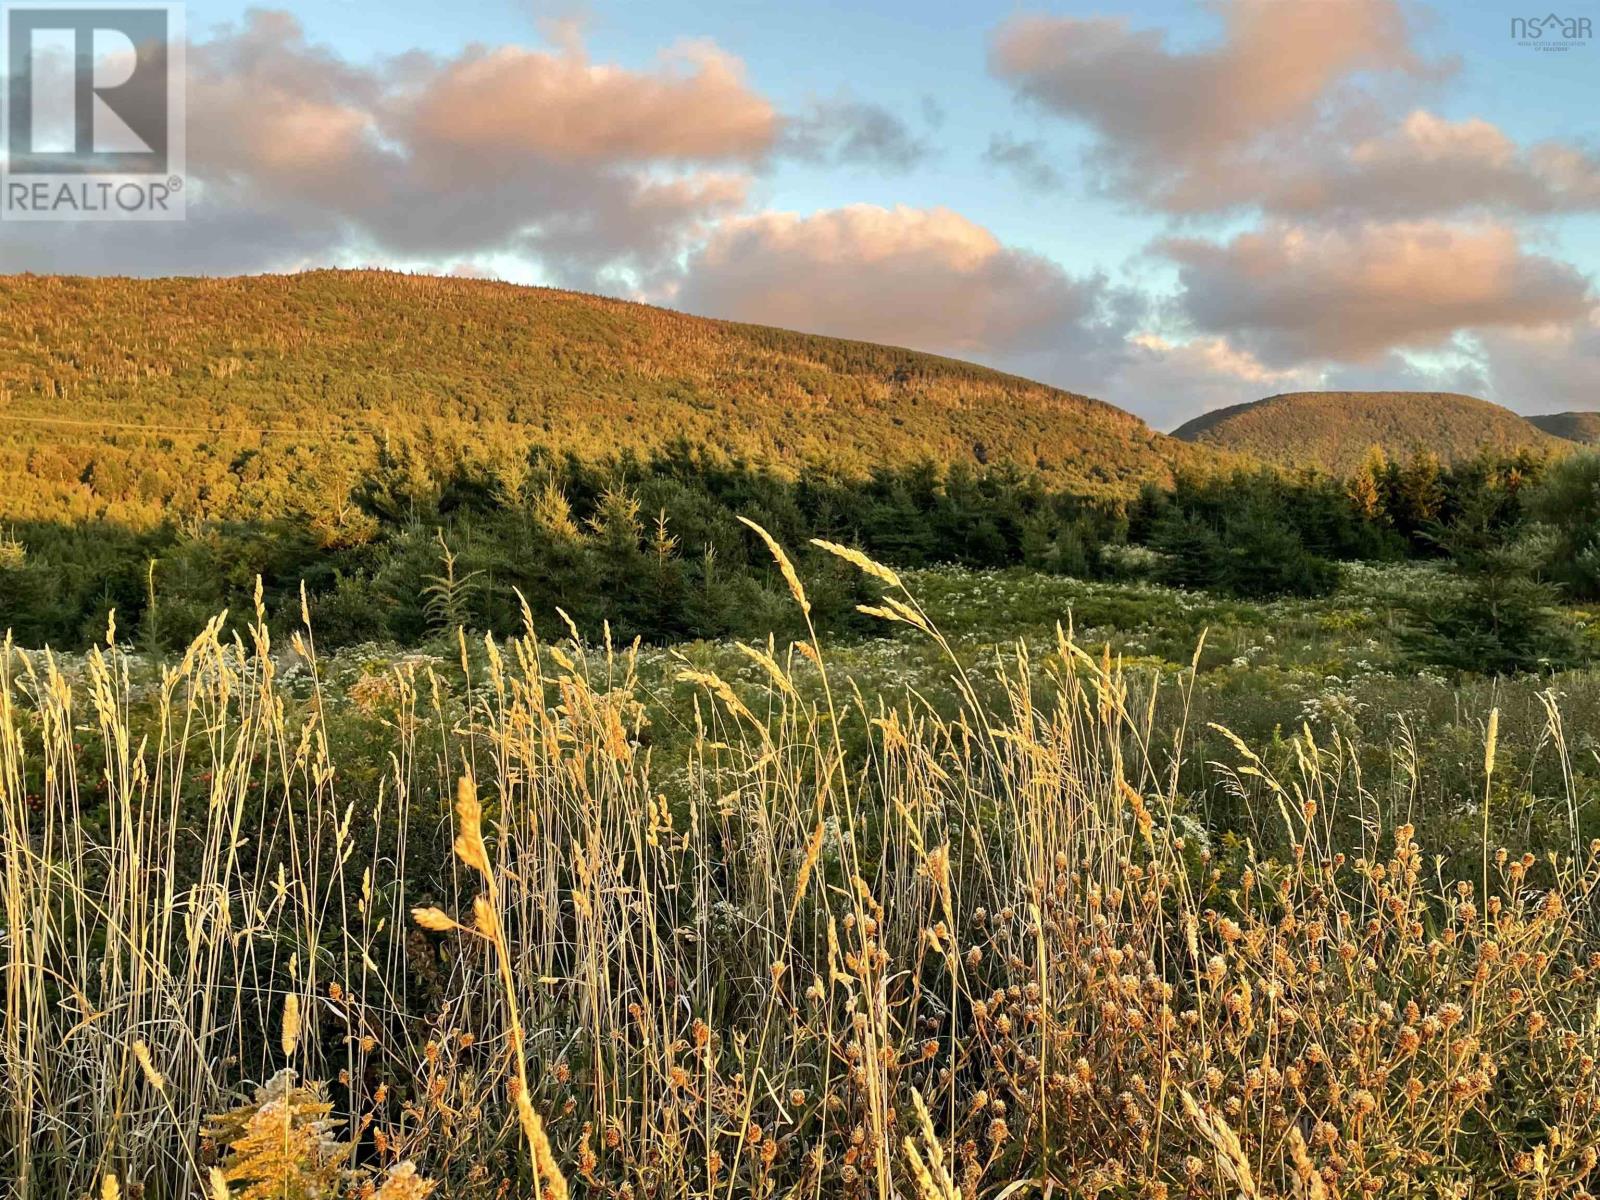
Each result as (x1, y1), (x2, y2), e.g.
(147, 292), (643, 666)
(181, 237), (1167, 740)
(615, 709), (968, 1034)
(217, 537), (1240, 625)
(1401, 512), (1577, 674)
(1152, 507), (1338, 598)
(1528, 448), (1600, 600)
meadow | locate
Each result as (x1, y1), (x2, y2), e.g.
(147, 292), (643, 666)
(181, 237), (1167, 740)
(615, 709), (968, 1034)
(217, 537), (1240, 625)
(4, 540), (1598, 1199)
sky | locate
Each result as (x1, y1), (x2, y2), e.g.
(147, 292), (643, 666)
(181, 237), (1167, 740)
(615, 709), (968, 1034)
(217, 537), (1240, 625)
(2, 0), (1597, 428)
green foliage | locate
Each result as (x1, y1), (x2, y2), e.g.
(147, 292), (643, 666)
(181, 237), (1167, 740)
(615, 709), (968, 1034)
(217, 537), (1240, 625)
(1131, 468), (1402, 561)
(1401, 496), (1578, 675)
(1387, 448), (1447, 535)
(1527, 448), (1600, 601)
(1147, 511), (1223, 591)
(1132, 468), (1383, 599)
(0, 446), (1575, 659)
(4, 448), (1142, 650)
(1149, 505), (1339, 599)
(1218, 510), (1342, 598)
(422, 529), (484, 634)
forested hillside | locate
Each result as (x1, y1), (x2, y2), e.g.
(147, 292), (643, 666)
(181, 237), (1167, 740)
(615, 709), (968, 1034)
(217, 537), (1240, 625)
(1171, 390), (1561, 474)
(0, 270), (1213, 531)
(1531, 410), (1600, 443)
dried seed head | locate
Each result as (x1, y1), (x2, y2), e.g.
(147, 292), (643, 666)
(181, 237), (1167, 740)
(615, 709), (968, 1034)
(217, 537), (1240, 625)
(1485, 708), (1500, 777)
(473, 895), (499, 937)
(411, 907), (458, 933)
(371, 1162), (439, 1200)
(132, 1039), (166, 1092)
(281, 992), (301, 1057)
(453, 776), (492, 878)
(739, 517), (809, 615)
(809, 538), (902, 590)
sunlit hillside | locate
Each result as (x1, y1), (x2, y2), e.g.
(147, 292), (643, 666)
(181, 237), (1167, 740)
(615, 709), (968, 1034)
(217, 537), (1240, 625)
(0, 270), (1218, 529)
(1171, 390), (1562, 474)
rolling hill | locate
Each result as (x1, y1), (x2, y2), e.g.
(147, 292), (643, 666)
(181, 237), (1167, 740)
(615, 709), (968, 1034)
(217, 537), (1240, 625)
(0, 270), (1215, 529)
(1529, 411), (1600, 444)
(1170, 391), (1562, 474)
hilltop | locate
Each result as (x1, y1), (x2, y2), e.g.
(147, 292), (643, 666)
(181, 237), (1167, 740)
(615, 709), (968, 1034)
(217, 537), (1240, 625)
(1170, 390), (1561, 474)
(0, 270), (1212, 529)
(1529, 411), (1600, 444)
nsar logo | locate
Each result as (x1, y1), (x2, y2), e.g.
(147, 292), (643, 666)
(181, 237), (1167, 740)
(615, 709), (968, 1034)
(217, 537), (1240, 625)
(1510, 11), (1592, 50)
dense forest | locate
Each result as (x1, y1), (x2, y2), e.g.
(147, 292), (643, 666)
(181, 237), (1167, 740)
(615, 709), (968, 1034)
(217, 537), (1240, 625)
(0, 271), (1221, 532)
(2, 437), (1584, 673)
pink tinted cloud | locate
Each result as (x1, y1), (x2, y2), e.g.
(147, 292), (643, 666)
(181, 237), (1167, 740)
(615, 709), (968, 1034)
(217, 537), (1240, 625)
(989, 0), (1430, 211)
(989, 1), (1600, 226)
(1162, 220), (1593, 365)
(1113, 334), (1319, 429)
(158, 11), (778, 281)
(1262, 111), (1600, 219)
(400, 39), (777, 170)
(674, 204), (1106, 356)
(1473, 310), (1600, 412)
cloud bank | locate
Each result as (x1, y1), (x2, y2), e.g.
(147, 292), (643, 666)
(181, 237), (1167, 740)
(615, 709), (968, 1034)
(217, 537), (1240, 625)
(984, 0), (1598, 420)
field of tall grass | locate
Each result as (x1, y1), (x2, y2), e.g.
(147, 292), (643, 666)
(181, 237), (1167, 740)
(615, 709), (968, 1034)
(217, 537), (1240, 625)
(4, 536), (1599, 1198)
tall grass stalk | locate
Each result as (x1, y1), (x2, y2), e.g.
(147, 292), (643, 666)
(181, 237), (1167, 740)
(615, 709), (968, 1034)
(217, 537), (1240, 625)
(3, 554), (1598, 1198)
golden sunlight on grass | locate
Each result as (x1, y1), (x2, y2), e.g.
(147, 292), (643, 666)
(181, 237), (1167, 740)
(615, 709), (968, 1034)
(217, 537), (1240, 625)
(2, 540), (1597, 1198)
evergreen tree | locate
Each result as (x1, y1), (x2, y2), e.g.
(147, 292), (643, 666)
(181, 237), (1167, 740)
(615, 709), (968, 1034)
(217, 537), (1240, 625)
(1402, 495), (1575, 674)
(1527, 450), (1600, 601)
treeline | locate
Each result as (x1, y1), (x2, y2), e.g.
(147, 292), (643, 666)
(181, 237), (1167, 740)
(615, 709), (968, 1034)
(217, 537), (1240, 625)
(1130, 447), (1597, 672)
(1132, 447), (1547, 598)
(0, 442), (1588, 663)
(2, 445), (1117, 650)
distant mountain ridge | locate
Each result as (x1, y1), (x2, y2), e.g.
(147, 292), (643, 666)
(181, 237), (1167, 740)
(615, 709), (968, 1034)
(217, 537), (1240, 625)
(1170, 390), (1563, 474)
(0, 270), (1221, 529)
(1529, 411), (1600, 444)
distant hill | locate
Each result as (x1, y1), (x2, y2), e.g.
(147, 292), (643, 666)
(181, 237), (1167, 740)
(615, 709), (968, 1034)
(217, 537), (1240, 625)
(1529, 411), (1600, 444)
(0, 270), (1216, 529)
(1170, 391), (1562, 475)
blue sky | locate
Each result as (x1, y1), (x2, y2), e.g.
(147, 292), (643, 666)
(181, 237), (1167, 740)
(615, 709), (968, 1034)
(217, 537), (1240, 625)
(172, 0), (1595, 278)
(5, 0), (1598, 425)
